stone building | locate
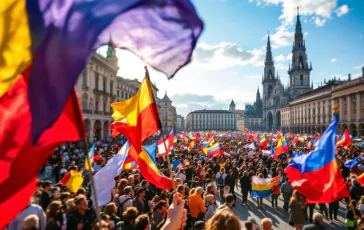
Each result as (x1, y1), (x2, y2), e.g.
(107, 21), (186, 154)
(77, 45), (119, 142)
(281, 73), (364, 136)
(176, 115), (185, 132)
(236, 117), (245, 131)
(159, 92), (177, 133)
(243, 88), (264, 130)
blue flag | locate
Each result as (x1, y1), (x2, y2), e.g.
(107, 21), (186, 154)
(358, 141), (364, 147)
(143, 142), (158, 166)
(344, 158), (359, 169)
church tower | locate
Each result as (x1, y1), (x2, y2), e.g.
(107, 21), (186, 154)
(262, 32), (276, 105)
(106, 35), (119, 71)
(255, 87), (262, 116)
(229, 100), (236, 111)
(288, 7), (312, 99)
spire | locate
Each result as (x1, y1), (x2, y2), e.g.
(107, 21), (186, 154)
(265, 31), (273, 63)
(257, 86), (260, 95)
(106, 34), (117, 57)
(310, 61), (312, 70)
(311, 81), (313, 89)
(295, 7), (302, 35)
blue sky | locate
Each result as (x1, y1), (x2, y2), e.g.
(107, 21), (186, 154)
(100, 0), (364, 117)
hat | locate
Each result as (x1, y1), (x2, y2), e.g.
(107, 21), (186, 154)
(194, 221), (205, 229)
(204, 194), (215, 203)
(359, 204), (364, 213)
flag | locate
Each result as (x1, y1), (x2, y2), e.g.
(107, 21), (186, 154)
(262, 150), (272, 157)
(244, 142), (256, 150)
(358, 141), (364, 147)
(1, 0), (203, 142)
(157, 130), (174, 157)
(306, 140), (312, 150)
(284, 107), (350, 203)
(336, 129), (352, 147)
(273, 135), (288, 159)
(58, 170), (84, 193)
(188, 139), (196, 152)
(247, 134), (253, 141)
(92, 142), (130, 207)
(344, 158), (359, 169)
(122, 143), (137, 170)
(252, 175), (281, 198)
(259, 134), (268, 149)
(245, 128), (249, 133)
(0, 69), (85, 229)
(85, 143), (96, 171)
(207, 143), (222, 157)
(357, 173), (364, 185)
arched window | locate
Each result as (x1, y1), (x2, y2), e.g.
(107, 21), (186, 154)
(82, 93), (88, 109)
(268, 70), (273, 80)
(300, 74), (303, 85)
(82, 71), (87, 86)
(95, 74), (99, 90)
(299, 55), (304, 69)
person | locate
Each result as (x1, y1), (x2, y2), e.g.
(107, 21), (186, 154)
(67, 195), (96, 230)
(141, 180), (154, 203)
(118, 186), (134, 218)
(162, 194), (188, 230)
(135, 214), (150, 230)
(22, 215), (40, 230)
(133, 188), (148, 215)
(92, 220), (109, 230)
(188, 187), (206, 225)
(205, 208), (241, 230)
(45, 201), (63, 230)
(204, 194), (216, 222)
(194, 220), (205, 230)
(103, 202), (121, 227)
(346, 200), (361, 230)
(176, 168), (187, 185)
(289, 191), (305, 230)
(39, 181), (52, 211)
(244, 217), (258, 230)
(328, 199), (339, 224)
(152, 200), (168, 227)
(240, 171), (251, 206)
(217, 194), (235, 213)
(302, 213), (326, 230)
(280, 177), (293, 211)
(8, 203), (46, 230)
(256, 173), (264, 208)
(260, 218), (273, 230)
(215, 167), (227, 201)
(115, 207), (138, 230)
(350, 179), (364, 202)
(271, 183), (280, 209)
(224, 169), (237, 202)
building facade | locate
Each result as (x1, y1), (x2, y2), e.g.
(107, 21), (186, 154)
(159, 93), (177, 133)
(77, 46), (119, 142)
(176, 115), (185, 132)
(185, 110), (240, 131)
(262, 9), (312, 131)
(281, 73), (364, 136)
(236, 117), (245, 131)
(243, 88), (264, 130)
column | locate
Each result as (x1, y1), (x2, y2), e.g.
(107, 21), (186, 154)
(356, 93), (361, 121)
(347, 95), (352, 122)
(339, 97), (344, 121)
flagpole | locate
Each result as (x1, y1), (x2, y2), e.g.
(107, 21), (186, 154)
(144, 66), (177, 193)
(82, 139), (103, 230)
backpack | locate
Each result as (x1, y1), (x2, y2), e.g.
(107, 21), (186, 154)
(117, 197), (131, 220)
(217, 173), (224, 185)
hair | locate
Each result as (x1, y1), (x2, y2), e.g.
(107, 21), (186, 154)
(290, 190), (301, 205)
(74, 195), (87, 205)
(60, 192), (71, 201)
(177, 185), (185, 194)
(153, 200), (168, 212)
(258, 173), (264, 178)
(196, 187), (204, 194)
(76, 187), (86, 196)
(189, 188), (196, 196)
(22, 215), (39, 230)
(51, 187), (60, 194)
(244, 221), (253, 230)
(225, 194), (234, 203)
(103, 202), (116, 216)
(220, 167), (225, 173)
(46, 200), (62, 221)
(92, 220), (109, 230)
(205, 208), (240, 230)
(135, 214), (150, 230)
(42, 180), (52, 188)
(313, 213), (323, 224)
(123, 207), (139, 222)
(123, 186), (133, 195)
(136, 188), (145, 196)
(261, 218), (272, 229)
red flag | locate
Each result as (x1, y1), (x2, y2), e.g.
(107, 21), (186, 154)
(0, 69), (85, 229)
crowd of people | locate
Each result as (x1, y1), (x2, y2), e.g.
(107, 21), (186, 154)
(6, 132), (364, 230)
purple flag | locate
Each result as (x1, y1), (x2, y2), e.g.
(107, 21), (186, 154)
(26, 0), (203, 142)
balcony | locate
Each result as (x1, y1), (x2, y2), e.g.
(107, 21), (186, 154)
(82, 109), (93, 114)
(94, 111), (103, 115)
(82, 85), (89, 91)
(93, 89), (103, 95)
(103, 111), (112, 116)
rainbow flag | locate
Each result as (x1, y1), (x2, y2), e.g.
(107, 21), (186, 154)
(336, 129), (351, 147)
(122, 143), (137, 170)
(259, 133), (268, 149)
(285, 107), (350, 203)
(207, 143), (222, 157)
(273, 135), (288, 159)
(252, 175), (281, 198)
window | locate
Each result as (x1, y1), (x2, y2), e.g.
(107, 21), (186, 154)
(110, 80), (113, 95)
(300, 75), (303, 85)
(82, 93), (88, 109)
(82, 71), (87, 86)
(117, 90), (120, 97)
(103, 78), (107, 92)
(95, 100), (99, 112)
(103, 102), (106, 113)
(95, 73), (99, 89)
(299, 55), (304, 69)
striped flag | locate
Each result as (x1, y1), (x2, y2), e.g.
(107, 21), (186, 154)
(58, 170), (84, 193)
(252, 175), (280, 198)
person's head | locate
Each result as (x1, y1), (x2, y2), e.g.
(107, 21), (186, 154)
(76, 187), (86, 196)
(220, 167), (225, 173)
(123, 207), (139, 223)
(22, 215), (39, 230)
(42, 180), (52, 191)
(154, 200), (168, 213)
(205, 209), (240, 230)
(60, 192), (70, 203)
(74, 195), (88, 212)
(194, 220), (205, 230)
(123, 186), (133, 197)
(196, 187), (204, 195)
(65, 198), (76, 214)
(260, 218), (272, 230)
(189, 188), (196, 196)
(205, 194), (215, 204)
(312, 212), (323, 224)
(46, 200), (62, 219)
(177, 185), (185, 196)
(206, 184), (213, 194)
(103, 202), (117, 216)
(224, 194), (234, 206)
(51, 187), (60, 199)
(137, 188), (146, 198)
(135, 214), (149, 230)
(244, 221), (254, 230)
(128, 175), (135, 184)
(134, 174), (141, 181)
(141, 180), (149, 188)
(229, 169), (233, 175)
(92, 220), (109, 230)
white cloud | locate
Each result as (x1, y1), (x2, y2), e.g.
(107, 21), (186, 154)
(336, 5), (349, 17)
(250, 0), (350, 48)
(193, 42), (265, 69)
(353, 64), (364, 69)
(286, 53), (292, 60)
(276, 63), (288, 71)
(331, 58), (337, 62)
(274, 54), (286, 62)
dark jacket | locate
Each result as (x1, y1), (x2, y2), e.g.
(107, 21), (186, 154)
(302, 223), (326, 230)
(39, 190), (51, 211)
(67, 209), (96, 230)
(133, 197), (148, 214)
(224, 174), (236, 187)
(349, 184), (364, 201)
(239, 176), (251, 191)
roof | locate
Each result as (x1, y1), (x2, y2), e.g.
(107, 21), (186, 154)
(233, 110), (245, 114)
(160, 93), (172, 102)
(296, 84), (332, 100)
(189, 110), (233, 114)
